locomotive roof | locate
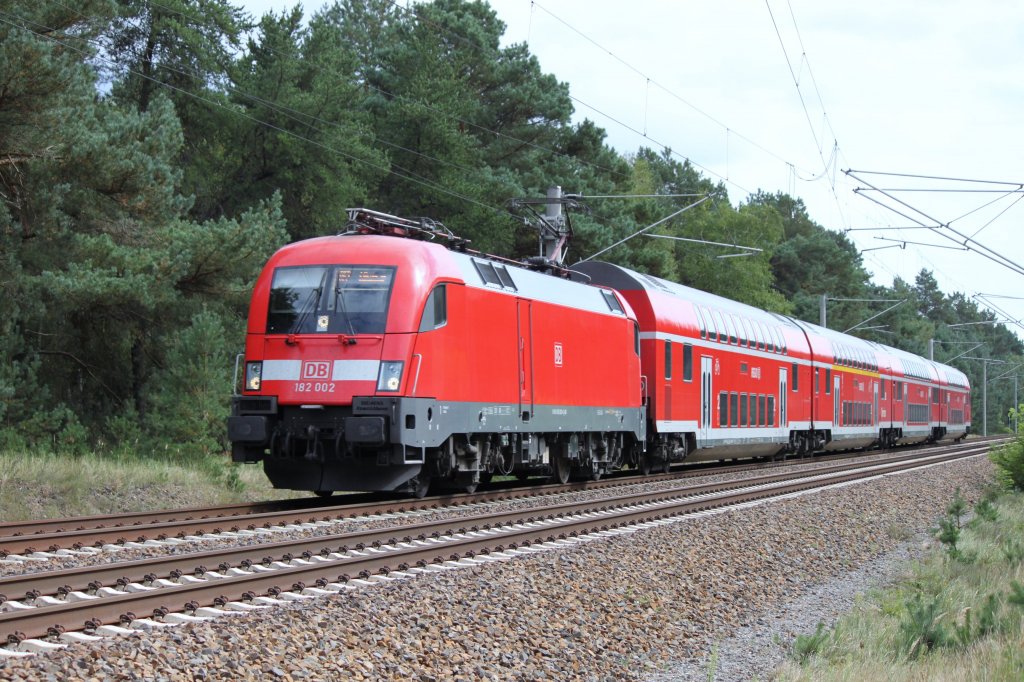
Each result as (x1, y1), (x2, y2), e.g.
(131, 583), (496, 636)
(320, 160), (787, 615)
(267, 233), (637, 322)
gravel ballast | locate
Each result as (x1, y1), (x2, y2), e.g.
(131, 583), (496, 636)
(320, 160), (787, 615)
(0, 455), (994, 681)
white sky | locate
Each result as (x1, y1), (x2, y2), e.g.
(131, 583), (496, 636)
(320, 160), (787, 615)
(238, 0), (1024, 339)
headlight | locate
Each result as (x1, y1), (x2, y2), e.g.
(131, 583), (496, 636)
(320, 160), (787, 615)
(245, 361), (263, 391)
(377, 361), (404, 392)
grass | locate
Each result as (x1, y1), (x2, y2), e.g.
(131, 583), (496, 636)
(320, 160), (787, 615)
(0, 449), (303, 522)
(775, 490), (1024, 681)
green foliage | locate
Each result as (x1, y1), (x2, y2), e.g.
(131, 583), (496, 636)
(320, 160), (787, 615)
(990, 433), (1024, 491)
(972, 499), (998, 524)
(792, 621), (830, 663)
(946, 488), (968, 527)
(897, 593), (948, 659)
(1003, 539), (1024, 566)
(1009, 580), (1024, 608)
(952, 594), (1000, 649)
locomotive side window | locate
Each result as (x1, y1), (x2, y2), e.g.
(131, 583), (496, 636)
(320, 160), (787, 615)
(664, 340), (673, 380)
(683, 344), (693, 382)
(601, 290), (624, 314)
(267, 265), (395, 335)
(634, 323), (640, 356)
(418, 284), (447, 331)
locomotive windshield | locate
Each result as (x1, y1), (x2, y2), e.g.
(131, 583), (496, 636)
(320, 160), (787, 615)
(266, 265), (396, 334)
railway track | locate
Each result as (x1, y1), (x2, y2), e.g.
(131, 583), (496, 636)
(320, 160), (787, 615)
(0, 439), (997, 654)
(2, 436), (1003, 559)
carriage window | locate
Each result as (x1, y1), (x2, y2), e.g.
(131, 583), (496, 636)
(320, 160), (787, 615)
(418, 284), (447, 331)
(730, 393), (739, 426)
(713, 310), (727, 343)
(683, 344), (693, 382)
(792, 362), (799, 392)
(719, 392), (728, 426)
(725, 316), (738, 345)
(749, 394), (757, 426)
(696, 307), (707, 339)
(767, 395), (775, 426)
(826, 368), (832, 394)
(880, 379), (886, 399)
(758, 395), (766, 426)
(664, 340), (673, 380)
(634, 323), (640, 356)
(740, 393), (748, 426)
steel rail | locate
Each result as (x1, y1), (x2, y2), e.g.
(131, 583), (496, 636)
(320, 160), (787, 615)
(0, 436), (1003, 556)
(0, 443), (990, 603)
(0, 445), (990, 644)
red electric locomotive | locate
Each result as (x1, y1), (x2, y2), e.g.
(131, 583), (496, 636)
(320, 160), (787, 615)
(228, 209), (646, 495)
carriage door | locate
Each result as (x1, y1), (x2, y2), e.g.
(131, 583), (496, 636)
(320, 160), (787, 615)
(700, 356), (713, 444)
(779, 367), (788, 427)
(873, 382), (879, 427)
(834, 375), (841, 425)
(516, 299), (533, 420)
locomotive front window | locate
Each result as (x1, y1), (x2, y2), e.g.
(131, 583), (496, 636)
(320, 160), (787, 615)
(267, 265), (396, 335)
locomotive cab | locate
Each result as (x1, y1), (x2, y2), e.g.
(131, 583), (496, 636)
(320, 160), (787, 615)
(228, 232), (445, 494)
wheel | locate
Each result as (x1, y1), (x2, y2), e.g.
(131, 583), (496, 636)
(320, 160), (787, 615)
(552, 451), (571, 484)
(413, 475), (431, 499)
(639, 453), (653, 476)
(314, 490), (333, 499)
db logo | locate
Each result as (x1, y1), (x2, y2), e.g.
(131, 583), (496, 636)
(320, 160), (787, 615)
(302, 361), (331, 380)
(553, 343), (563, 367)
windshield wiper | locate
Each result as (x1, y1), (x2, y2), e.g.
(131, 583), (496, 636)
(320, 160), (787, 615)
(290, 271), (327, 334)
(334, 278), (358, 337)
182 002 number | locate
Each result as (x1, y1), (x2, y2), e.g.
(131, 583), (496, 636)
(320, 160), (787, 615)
(294, 382), (336, 393)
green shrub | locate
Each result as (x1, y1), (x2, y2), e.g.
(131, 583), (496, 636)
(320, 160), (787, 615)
(792, 622), (830, 663)
(898, 593), (948, 659)
(972, 499), (998, 524)
(990, 424), (1024, 491)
